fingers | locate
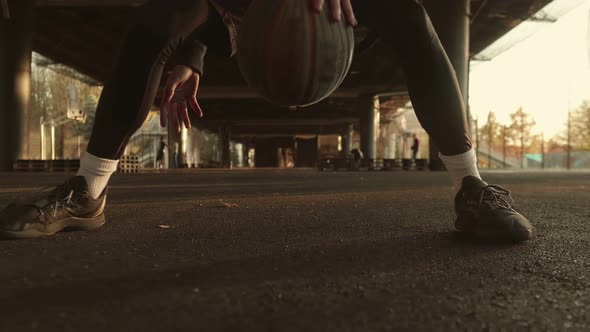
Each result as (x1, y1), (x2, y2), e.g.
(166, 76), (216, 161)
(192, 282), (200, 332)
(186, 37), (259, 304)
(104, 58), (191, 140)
(167, 101), (191, 134)
(313, 0), (324, 11)
(329, 0), (341, 21)
(189, 97), (204, 119)
(314, 0), (357, 26)
(178, 102), (191, 130)
(189, 72), (204, 119)
(160, 78), (180, 128)
(163, 80), (180, 104)
(169, 103), (180, 134)
(341, 0), (357, 26)
(191, 72), (200, 97)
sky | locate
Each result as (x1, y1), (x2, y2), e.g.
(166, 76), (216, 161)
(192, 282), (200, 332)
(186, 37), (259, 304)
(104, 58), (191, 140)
(469, 0), (590, 138)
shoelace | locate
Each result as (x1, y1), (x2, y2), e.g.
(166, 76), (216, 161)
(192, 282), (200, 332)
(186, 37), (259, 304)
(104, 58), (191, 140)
(478, 185), (514, 210)
(22, 180), (78, 220)
(46, 179), (79, 218)
(51, 190), (74, 218)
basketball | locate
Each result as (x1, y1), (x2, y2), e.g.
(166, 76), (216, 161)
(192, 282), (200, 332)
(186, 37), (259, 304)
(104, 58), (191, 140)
(237, 0), (355, 107)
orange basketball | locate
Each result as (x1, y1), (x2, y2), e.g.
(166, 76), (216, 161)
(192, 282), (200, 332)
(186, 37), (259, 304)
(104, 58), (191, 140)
(237, 0), (355, 107)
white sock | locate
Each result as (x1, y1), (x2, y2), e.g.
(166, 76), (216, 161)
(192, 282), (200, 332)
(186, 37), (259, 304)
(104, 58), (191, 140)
(76, 152), (119, 199)
(439, 148), (482, 193)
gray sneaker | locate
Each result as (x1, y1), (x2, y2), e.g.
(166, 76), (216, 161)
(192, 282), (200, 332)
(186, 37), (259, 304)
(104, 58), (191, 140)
(0, 176), (106, 239)
(455, 176), (532, 243)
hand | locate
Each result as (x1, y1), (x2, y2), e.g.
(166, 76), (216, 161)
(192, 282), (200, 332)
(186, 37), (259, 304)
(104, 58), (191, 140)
(312, 0), (357, 26)
(160, 65), (203, 133)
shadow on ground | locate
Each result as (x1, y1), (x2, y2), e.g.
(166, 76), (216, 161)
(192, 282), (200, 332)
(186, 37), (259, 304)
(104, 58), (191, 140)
(0, 170), (588, 331)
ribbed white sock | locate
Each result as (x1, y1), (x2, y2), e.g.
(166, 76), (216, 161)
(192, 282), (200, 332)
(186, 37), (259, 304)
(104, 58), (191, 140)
(439, 148), (482, 193)
(76, 152), (119, 199)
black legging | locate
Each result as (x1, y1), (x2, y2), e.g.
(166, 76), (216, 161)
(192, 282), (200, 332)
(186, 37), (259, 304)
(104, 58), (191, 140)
(353, 0), (472, 156)
(87, 0), (211, 159)
(87, 0), (472, 159)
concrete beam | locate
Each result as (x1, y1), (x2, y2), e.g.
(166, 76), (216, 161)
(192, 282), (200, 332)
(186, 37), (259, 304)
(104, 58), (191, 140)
(197, 85), (405, 100)
(218, 118), (359, 127)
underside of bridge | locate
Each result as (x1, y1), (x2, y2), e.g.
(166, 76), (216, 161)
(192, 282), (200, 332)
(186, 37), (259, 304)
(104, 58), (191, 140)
(0, 0), (555, 170)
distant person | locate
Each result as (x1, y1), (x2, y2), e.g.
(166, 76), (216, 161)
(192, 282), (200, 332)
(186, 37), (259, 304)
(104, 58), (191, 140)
(350, 148), (364, 161)
(0, 0), (532, 243)
(411, 134), (419, 160)
(350, 148), (363, 171)
(156, 137), (167, 169)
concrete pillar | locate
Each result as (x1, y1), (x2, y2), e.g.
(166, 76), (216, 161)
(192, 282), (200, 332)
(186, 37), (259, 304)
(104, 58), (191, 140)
(0, 0), (34, 171)
(360, 95), (379, 160)
(341, 123), (353, 158)
(166, 124), (176, 168)
(423, 0), (470, 171)
(176, 126), (188, 168)
(186, 127), (200, 168)
(242, 141), (250, 167)
(219, 125), (231, 168)
(240, 139), (250, 167)
(384, 133), (397, 159)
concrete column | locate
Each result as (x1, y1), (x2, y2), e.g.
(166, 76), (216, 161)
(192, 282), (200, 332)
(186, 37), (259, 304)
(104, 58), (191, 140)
(0, 0), (34, 171)
(176, 126), (188, 168)
(167, 124), (176, 168)
(219, 125), (231, 168)
(360, 95), (379, 160)
(242, 141), (250, 168)
(341, 123), (353, 158)
(423, 0), (471, 171)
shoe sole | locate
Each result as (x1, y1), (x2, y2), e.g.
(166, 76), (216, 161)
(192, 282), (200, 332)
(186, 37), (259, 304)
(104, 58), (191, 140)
(0, 214), (106, 239)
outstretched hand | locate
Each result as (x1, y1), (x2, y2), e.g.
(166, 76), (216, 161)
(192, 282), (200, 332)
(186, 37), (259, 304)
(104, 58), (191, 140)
(312, 0), (357, 26)
(160, 65), (203, 133)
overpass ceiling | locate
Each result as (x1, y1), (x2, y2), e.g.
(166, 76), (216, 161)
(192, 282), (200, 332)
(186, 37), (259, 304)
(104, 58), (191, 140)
(33, 0), (555, 88)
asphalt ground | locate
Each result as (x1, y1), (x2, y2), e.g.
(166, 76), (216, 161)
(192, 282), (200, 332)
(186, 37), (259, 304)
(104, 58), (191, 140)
(0, 169), (588, 331)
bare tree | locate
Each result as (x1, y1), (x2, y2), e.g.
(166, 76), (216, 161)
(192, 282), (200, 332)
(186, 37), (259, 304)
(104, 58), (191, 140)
(477, 112), (504, 167)
(507, 107), (536, 168)
(569, 100), (590, 151)
(72, 95), (98, 140)
(31, 54), (103, 159)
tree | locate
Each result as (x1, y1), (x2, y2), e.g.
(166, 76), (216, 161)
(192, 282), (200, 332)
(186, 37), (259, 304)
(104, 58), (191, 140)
(72, 95), (98, 140)
(506, 107), (536, 168)
(478, 112), (503, 145)
(569, 100), (590, 151)
(529, 133), (545, 154)
(477, 112), (504, 168)
(30, 53), (104, 159)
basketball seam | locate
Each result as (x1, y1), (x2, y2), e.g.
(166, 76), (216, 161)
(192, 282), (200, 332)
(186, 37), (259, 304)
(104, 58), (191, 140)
(261, 0), (289, 102)
(304, 5), (317, 105)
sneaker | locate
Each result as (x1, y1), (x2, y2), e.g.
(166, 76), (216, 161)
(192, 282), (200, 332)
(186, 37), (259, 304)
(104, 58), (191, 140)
(0, 176), (106, 239)
(455, 176), (532, 243)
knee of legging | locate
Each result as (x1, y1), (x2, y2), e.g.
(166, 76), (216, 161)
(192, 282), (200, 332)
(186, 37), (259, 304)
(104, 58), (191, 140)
(127, 0), (209, 54)
(402, 2), (437, 41)
(369, 0), (435, 43)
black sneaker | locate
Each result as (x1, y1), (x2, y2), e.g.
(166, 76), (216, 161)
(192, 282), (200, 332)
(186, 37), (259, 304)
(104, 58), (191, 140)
(0, 176), (106, 239)
(455, 176), (532, 243)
